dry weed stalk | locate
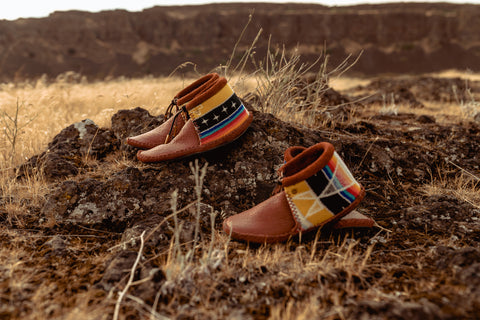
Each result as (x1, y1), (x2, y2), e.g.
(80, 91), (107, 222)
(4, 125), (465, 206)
(229, 237), (376, 319)
(426, 165), (480, 209)
(162, 159), (223, 283)
(220, 13), (263, 81)
(248, 42), (361, 126)
(452, 80), (480, 118)
(113, 230), (146, 320)
(212, 15), (361, 127)
(1, 98), (37, 164)
(380, 92), (399, 115)
(189, 159), (208, 262)
(0, 162), (46, 227)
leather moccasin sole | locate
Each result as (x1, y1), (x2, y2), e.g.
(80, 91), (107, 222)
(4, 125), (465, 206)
(137, 112), (253, 163)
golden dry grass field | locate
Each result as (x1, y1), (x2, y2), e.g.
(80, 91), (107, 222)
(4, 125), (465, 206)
(1, 64), (480, 319)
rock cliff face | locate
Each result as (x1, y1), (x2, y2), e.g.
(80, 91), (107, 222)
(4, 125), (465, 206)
(1, 2), (480, 81)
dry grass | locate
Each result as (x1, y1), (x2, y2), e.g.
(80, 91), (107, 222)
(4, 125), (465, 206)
(425, 167), (480, 209)
(330, 76), (371, 91)
(431, 69), (480, 82)
(0, 76), (191, 166)
(1, 64), (480, 318)
(0, 75), (260, 168)
(355, 99), (479, 124)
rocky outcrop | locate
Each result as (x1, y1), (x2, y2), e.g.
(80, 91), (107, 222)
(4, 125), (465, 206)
(29, 106), (325, 230)
(1, 3), (480, 81)
(11, 76), (480, 318)
(17, 119), (119, 180)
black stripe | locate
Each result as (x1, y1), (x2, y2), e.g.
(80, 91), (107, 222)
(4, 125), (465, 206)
(306, 171), (329, 196)
(320, 193), (351, 215)
(307, 170), (351, 215)
(193, 94), (242, 132)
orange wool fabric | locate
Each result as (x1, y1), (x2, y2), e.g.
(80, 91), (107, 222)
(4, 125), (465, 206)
(185, 77), (228, 111)
(134, 74), (253, 163)
(281, 142), (335, 187)
(176, 73), (220, 106)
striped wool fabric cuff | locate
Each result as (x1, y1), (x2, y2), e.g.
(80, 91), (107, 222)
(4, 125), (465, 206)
(284, 151), (363, 231)
(188, 84), (250, 144)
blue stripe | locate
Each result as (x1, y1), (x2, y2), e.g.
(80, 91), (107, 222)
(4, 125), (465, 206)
(322, 168), (355, 202)
(200, 104), (245, 138)
(322, 166), (333, 179)
(339, 189), (355, 202)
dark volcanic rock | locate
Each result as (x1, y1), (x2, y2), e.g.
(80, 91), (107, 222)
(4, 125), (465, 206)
(33, 100), (480, 236)
(353, 76), (480, 106)
(355, 79), (425, 108)
(41, 170), (148, 229)
(436, 246), (480, 270)
(17, 119), (119, 181)
(393, 195), (480, 242)
(38, 107), (323, 231)
(11, 75), (480, 319)
(99, 249), (166, 301)
(100, 250), (140, 290)
(347, 298), (447, 320)
(111, 107), (164, 154)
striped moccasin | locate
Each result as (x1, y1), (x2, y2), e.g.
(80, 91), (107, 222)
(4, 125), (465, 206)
(136, 75), (253, 162)
(223, 142), (367, 243)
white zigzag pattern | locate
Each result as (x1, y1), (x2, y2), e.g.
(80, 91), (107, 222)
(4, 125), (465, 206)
(285, 193), (313, 231)
(291, 190), (326, 218)
(316, 154), (356, 201)
(291, 154), (357, 218)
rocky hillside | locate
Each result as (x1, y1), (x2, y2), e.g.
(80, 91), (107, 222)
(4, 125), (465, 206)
(3, 74), (480, 318)
(1, 2), (480, 81)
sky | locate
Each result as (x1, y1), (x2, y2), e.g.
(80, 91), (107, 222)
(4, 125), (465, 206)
(0, 0), (479, 21)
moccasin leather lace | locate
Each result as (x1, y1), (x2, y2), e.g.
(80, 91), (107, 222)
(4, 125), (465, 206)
(164, 98), (178, 119)
(164, 105), (190, 144)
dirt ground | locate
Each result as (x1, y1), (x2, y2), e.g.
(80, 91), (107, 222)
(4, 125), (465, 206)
(1, 74), (480, 319)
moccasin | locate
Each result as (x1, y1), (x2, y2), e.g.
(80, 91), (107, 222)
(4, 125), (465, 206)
(283, 146), (374, 230)
(223, 142), (366, 243)
(136, 76), (253, 162)
(126, 73), (221, 149)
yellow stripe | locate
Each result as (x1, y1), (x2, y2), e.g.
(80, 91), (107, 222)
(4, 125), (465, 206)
(306, 207), (334, 225)
(285, 181), (312, 219)
(189, 85), (234, 120)
(285, 180), (310, 199)
(285, 180), (334, 227)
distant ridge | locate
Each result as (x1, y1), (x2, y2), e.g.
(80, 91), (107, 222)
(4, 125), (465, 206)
(0, 2), (479, 81)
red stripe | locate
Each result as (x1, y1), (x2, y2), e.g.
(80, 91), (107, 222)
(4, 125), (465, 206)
(326, 158), (337, 174)
(201, 110), (249, 144)
(346, 184), (361, 197)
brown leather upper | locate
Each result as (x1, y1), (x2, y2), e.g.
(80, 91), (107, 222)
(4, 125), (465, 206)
(283, 146), (306, 162)
(223, 142), (368, 243)
(176, 73), (220, 106)
(126, 113), (186, 149)
(137, 119), (201, 162)
(223, 192), (298, 243)
(136, 110), (253, 163)
(281, 142), (334, 187)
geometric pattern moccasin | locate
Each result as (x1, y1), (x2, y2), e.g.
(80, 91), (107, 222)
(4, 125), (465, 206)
(283, 146), (374, 230)
(136, 75), (253, 162)
(126, 73), (221, 150)
(223, 142), (366, 243)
